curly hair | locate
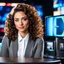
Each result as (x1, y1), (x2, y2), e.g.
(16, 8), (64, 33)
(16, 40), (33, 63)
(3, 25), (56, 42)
(5, 3), (44, 40)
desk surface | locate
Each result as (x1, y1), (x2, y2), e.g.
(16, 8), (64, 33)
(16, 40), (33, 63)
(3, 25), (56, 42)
(0, 57), (61, 63)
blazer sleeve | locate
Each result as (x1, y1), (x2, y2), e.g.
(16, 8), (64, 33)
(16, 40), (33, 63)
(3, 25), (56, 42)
(0, 35), (9, 57)
(34, 38), (44, 58)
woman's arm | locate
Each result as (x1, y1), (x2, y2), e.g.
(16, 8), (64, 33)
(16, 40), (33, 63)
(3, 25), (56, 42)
(34, 38), (44, 58)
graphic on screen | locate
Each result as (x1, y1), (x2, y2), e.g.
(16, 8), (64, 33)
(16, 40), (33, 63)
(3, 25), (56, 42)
(46, 42), (54, 51)
(45, 15), (64, 37)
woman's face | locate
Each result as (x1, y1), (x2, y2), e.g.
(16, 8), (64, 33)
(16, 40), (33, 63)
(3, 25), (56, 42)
(14, 11), (29, 33)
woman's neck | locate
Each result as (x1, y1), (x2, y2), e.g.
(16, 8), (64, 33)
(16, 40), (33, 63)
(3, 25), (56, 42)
(19, 31), (29, 38)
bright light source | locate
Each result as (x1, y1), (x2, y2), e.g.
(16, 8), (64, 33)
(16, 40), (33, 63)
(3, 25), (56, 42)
(11, 3), (19, 6)
(6, 3), (11, 6)
(0, 3), (6, 6)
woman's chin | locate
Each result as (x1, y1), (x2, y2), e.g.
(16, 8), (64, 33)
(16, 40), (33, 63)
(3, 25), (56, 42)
(19, 30), (25, 32)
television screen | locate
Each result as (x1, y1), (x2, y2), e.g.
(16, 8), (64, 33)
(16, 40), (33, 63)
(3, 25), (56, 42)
(53, 0), (62, 9)
(58, 38), (64, 51)
(59, 42), (64, 50)
(45, 15), (64, 37)
(47, 41), (54, 51)
(60, 6), (64, 14)
(44, 41), (56, 58)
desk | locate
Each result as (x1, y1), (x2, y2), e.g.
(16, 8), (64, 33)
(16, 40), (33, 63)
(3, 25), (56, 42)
(0, 57), (61, 64)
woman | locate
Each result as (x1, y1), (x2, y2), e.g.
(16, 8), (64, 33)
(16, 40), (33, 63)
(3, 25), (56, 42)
(1, 3), (44, 58)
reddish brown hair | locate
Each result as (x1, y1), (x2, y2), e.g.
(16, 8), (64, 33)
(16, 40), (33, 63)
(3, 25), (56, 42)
(5, 3), (44, 40)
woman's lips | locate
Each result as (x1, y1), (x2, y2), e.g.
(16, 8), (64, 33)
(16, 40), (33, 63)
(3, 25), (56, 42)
(18, 26), (24, 29)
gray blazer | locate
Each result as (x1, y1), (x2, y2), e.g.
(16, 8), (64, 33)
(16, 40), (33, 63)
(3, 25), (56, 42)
(0, 35), (44, 58)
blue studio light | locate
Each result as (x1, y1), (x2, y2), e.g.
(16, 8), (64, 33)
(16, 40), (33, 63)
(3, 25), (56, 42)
(2, 13), (8, 22)
(6, 8), (11, 12)
(0, 24), (5, 28)
(35, 5), (43, 17)
(2, 17), (6, 22)
(0, 6), (3, 11)
(37, 10), (43, 17)
(0, 16), (2, 20)
(6, 6), (13, 12)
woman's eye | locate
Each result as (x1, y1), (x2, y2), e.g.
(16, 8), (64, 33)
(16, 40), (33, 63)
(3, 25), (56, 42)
(14, 19), (18, 22)
(24, 18), (28, 21)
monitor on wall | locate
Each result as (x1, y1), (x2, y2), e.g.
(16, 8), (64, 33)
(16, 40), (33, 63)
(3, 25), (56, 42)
(45, 15), (64, 37)
(44, 41), (56, 58)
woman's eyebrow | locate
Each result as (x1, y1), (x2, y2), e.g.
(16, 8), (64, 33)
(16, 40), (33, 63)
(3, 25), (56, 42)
(22, 16), (28, 18)
(14, 16), (28, 19)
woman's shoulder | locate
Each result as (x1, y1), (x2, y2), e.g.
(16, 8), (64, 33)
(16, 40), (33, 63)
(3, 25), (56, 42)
(2, 35), (9, 41)
(35, 37), (44, 42)
(34, 37), (44, 45)
(33, 37), (44, 48)
(2, 35), (10, 47)
(3, 35), (8, 38)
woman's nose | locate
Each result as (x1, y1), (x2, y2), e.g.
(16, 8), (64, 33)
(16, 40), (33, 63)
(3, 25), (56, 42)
(19, 20), (23, 25)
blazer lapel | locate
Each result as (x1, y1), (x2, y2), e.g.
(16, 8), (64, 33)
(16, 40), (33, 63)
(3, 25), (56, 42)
(11, 37), (34, 58)
(12, 38), (18, 57)
(25, 37), (34, 58)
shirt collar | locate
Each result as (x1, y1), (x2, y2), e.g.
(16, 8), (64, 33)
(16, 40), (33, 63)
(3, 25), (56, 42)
(24, 33), (29, 42)
(18, 32), (29, 42)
